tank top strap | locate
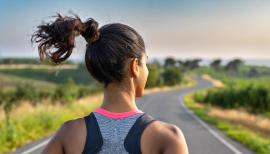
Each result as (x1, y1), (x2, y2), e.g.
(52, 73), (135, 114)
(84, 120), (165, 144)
(82, 112), (103, 154)
(124, 113), (157, 154)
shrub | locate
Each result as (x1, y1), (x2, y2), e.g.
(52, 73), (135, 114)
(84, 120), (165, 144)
(146, 64), (160, 88)
(202, 85), (270, 113)
(162, 66), (183, 86)
(53, 78), (79, 104)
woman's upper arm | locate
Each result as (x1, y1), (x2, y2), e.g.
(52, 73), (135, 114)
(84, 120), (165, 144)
(41, 122), (69, 154)
(161, 124), (189, 154)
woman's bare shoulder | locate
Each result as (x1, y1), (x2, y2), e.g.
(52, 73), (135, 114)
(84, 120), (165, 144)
(42, 118), (87, 154)
(61, 118), (85, 132)
(57, 118), (87, 144)
(142, 120), (189, 154)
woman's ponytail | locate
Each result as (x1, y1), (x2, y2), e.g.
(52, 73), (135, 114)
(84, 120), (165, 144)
(31, 12), (146, 88)
(81, 18), (100, 44)
(31, 13), (99, 64)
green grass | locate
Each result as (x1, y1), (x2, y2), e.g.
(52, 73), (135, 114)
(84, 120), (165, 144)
(225, 77), (270, 89)
(0, 73), (56, 91)
(184, 93), (270, 154)
(0, 67), (97, 85)
(193, 65), (270, 78)
(192, 66), (270, 89)
(0, 100), (102, 154)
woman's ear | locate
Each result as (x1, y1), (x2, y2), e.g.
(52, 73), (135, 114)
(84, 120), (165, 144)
(130, 58), (140, 78)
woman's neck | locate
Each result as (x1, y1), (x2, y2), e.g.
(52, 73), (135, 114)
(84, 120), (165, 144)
(100, 81), (139, 112)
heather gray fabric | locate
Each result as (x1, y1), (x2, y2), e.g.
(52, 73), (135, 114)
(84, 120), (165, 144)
(93, 112), (144, 154)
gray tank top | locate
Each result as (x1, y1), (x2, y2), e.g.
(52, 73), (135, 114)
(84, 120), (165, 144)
(82, 107), (156, 154)
(93, 111), (144, 154)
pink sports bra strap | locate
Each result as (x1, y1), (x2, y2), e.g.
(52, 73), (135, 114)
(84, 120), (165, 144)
(95, 107), (143, 119)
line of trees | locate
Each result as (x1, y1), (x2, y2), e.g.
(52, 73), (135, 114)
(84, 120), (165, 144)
(146, 57), (205, 88)
(163, 57), (202, 72)
(146, 63), (183, 88)
(209, 58), (270, 77)
(146, 56), (201, 88)
(210, 58), (244, 76)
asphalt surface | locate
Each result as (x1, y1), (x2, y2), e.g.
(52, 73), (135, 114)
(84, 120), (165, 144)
(12, 75), (253, 154)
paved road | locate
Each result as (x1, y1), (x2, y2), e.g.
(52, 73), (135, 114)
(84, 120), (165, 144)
(13, 75), (253, 154)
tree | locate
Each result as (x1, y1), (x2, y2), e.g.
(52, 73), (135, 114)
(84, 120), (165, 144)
(162, 66), (183, 86)
(179, 59), (202, 71)
(225, 59), (244, 75)
(210, 59), (222, 71)
(189, 59), (201, 70)
(164, 57), (176, 68)
(247, 67), (259, 77)
(177, 60), (185, 71)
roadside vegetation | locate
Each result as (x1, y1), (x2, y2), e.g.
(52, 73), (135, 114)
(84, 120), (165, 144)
(184, 93), (270, 154)
(185, 58), (270, 154)
(0, 57), (191, 154)
(1, 57), (269, 154)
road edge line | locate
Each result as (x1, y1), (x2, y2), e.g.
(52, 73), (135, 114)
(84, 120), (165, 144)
(179, 95), (243, 154)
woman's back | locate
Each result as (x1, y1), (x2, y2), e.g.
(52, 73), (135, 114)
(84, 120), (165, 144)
(41, 107), (188, 154)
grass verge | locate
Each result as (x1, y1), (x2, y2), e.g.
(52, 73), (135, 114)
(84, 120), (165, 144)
(0, 99), (101, 154)
(183, 93), (270, 154)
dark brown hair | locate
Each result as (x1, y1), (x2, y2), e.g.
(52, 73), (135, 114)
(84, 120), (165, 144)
(31, 13), (146, 88)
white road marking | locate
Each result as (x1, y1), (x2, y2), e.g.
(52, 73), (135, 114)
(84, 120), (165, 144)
(179, 95), (243, 154)
(20, 137), (52, 154)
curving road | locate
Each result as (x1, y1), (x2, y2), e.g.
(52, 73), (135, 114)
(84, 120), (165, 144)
(12, 75), (253, 154)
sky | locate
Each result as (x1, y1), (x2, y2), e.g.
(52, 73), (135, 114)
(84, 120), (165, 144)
(0, 0), (270, 63)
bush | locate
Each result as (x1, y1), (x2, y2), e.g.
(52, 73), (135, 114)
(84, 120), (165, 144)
(0, 89), (3, 106)
(146, 64), (160, 88)
(53, 78), (79, 104)
(15, 84), (41, 105)
(162, 66), (183, 86)
(0, 90), (17, 119)
(201, 85), (270, 113)
(194, 91), (206, 102)
(78, 85), (101, 98)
